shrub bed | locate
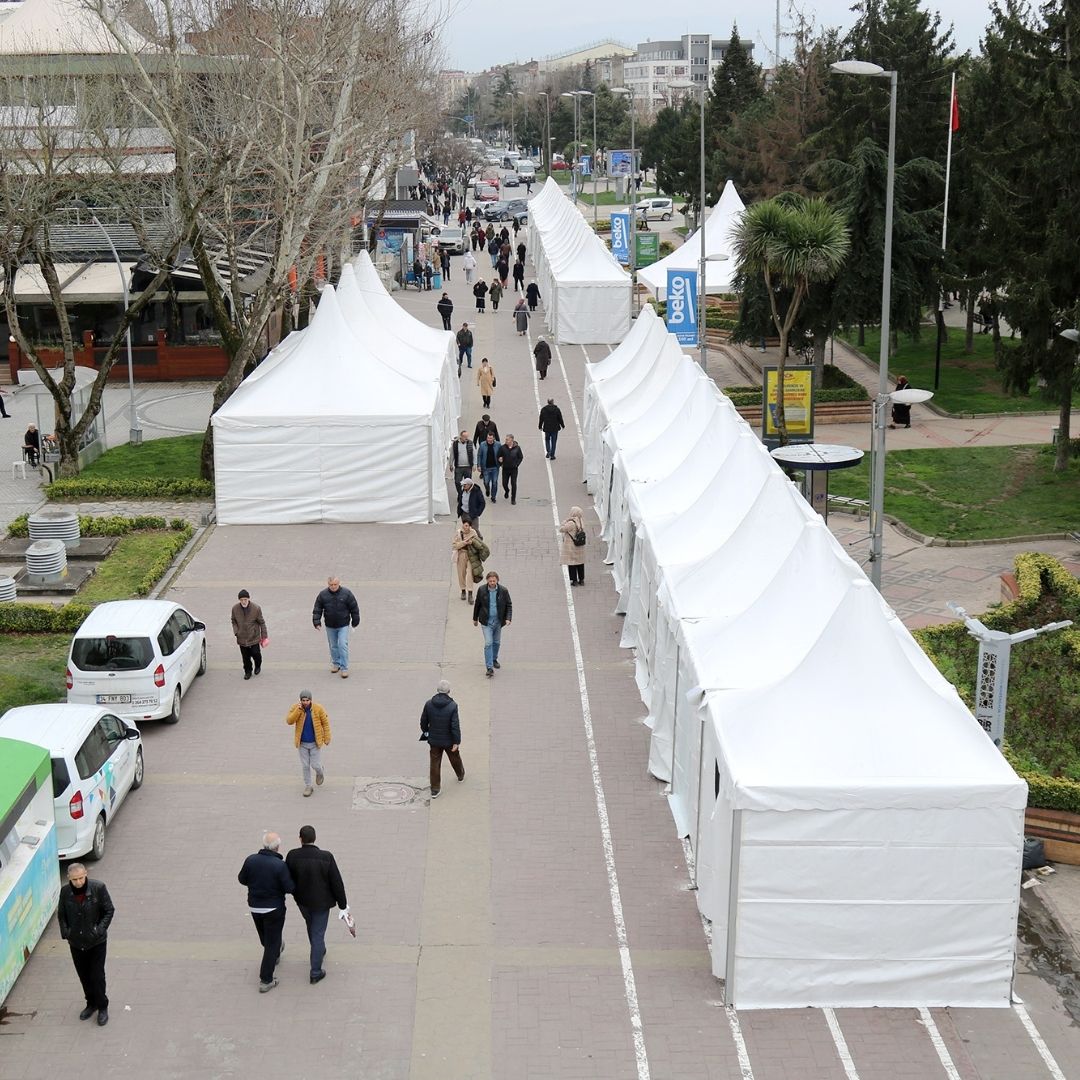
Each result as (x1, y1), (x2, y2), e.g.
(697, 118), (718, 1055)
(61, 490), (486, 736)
(46, 477), (213, 500)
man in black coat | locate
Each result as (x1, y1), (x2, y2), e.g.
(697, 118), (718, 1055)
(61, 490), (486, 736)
(458, 477), (486, 537)
(472, 570), (512, 677)
(285, 826), (349, 984)
(472, 413), (499, 446)
(420, 679), (464, 798)
(58, 863), (114, 1025)
(497, 434), (524, 505)
(437, 292), (454, 330)
(538, 399), (565, 460)
(238, 832), (295, 992)
(312, 576), (361, 678)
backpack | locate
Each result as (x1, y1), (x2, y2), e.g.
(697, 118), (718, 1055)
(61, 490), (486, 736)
(572, 527), (587, 547)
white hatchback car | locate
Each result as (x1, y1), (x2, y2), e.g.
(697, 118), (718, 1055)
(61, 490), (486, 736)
(66, 600), (207, 725)
(0, 704), (143, 860)
(637, 197), (674, 221)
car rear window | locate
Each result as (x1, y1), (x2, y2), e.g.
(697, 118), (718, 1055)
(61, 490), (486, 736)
(71, 635), (154, 671)
(51, 756), (71, 798)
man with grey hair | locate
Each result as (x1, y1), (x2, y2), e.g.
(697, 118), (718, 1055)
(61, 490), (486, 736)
(57, 862), (114, 1025)
(419, 679), (464, 799)
(312, 576), (360, 677)
(238, 831), (295, 993)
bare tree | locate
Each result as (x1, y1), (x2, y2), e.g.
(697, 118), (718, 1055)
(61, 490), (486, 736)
(89, 0), (445, 478)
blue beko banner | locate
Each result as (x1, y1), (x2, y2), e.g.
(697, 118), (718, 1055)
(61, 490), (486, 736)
(610, 212), (631, 265)
(666, 269), (698, 345)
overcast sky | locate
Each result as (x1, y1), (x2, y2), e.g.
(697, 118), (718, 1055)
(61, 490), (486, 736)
(443, 0), (993, 72)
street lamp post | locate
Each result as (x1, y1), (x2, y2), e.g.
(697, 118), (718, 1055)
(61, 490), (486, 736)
(831, 59), (898, 591)
(536, 91), (550, 173)
(575, 90), (597, 224)
(74, 199), (141, 444)
(612, 87), (636, 316)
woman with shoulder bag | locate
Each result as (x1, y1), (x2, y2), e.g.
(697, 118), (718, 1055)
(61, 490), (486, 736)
(452, 518), (488, 602)
(559, 505), (587, 586)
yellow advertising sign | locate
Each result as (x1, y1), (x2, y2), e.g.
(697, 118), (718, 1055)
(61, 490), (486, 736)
(763, 366), (814, 439)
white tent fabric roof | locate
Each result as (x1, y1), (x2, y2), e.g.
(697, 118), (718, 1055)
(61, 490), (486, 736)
(638, 180), (746, 299)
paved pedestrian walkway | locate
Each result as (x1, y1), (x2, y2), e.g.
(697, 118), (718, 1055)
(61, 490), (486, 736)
(3, 236), (1079, 1079)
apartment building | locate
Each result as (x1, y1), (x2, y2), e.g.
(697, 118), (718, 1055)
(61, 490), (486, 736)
(624, 33), (753, 113)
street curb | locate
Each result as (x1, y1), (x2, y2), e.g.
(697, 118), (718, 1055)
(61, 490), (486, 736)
(151, 519), (215, 599)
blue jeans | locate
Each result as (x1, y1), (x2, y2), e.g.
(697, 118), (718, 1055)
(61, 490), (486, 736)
(544, 431), (559, 458)
(483, 467), (499, 497)
(325, 625), (349, 671)
(458, 345), (472, 368)
(298, 905), (330, 976)
(482, 621), (502, 669)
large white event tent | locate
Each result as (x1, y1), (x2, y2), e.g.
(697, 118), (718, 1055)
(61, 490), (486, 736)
(212, 284), (451, 524)
(582, 320), (1026, 1010)
(637, 179), (746, 299)
(527, 177), (630, 344)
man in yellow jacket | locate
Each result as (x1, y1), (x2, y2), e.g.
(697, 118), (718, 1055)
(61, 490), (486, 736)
(286, 691), (331, 797)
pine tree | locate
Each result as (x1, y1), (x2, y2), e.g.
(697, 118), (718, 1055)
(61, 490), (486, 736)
(706, 25), (764, 129)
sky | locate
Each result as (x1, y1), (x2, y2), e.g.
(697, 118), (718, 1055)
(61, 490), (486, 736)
(443, 0), (994, 72)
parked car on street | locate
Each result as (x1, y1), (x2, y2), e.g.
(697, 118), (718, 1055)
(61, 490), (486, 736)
(473, 183), (500, 202)
(502, 171), (520, 187)
(636, 197), (674, 221)
(483, 198), (527, 221)
(432, 226), (465, 254)
(66, 600), (207, 725)
(0, 703), (144, 860)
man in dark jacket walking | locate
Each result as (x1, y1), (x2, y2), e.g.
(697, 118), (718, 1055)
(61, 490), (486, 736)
(472, 413), (499, 446)
(231, 588), (268, 680)
(459, 477), (486, 537)
(472, 570), (512, 677)
(285, 826), (349, 983)
(312, 576), (361, 677)
(58, 863), (114, 1025)
(456, 322), (473, 372)
(420, 680), (465, 798)
(238, 833), (295, 993)
(497, 434), (524, 504)
(538, 399), (565, 460)
(437, 292), (453, 330)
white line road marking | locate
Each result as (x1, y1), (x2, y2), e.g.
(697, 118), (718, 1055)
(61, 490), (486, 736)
(824, 1009), (861, 1080)
(1013, 1002), (1067, 1080)
(917, 1008), (962, 1080)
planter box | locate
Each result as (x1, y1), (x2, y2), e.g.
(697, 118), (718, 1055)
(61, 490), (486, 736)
(1025, 806), (1080, 865)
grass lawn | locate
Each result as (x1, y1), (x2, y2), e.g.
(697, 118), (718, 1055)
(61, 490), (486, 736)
(80, 433), (203, 480)
(77, 532), (185, 604)
(0, 634), (69, 713)
(842, 328), (1075, 415)
(828, 444), (1080, 540)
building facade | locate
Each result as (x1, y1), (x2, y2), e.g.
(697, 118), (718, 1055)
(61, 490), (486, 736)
(624, 33), (754, 114)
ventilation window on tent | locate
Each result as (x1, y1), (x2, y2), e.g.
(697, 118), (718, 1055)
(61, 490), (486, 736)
(715, 760), (720, 800)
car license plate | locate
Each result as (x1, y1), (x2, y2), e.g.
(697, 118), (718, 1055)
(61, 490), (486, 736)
(96, 694), (132, 704)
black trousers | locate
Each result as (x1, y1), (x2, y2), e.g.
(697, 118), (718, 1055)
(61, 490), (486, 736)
(251, 908), (286, 984)
(502, 468), (518, 502)
(239, 642), (262, 675)
(429, 745), (464, 793)
(568, 563), (585, 585)
(70, 941), (108, 1009)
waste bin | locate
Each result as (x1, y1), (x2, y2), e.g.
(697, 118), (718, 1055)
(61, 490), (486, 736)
(432, 272), (442, 290)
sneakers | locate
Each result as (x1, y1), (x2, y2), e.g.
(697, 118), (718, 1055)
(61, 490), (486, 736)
(340, 671), (349, 679)
(430, 789), (441, 799)
(315, 771), (325, 786)
(303, 786), (313, 797)
(330, 665), (340, 673)
(486, 668), (494, 678)
(259, 979), (279, 993)
(492, 659), (500, 669)
(458, 770), (466, 783)
(467, 591), (473, 602)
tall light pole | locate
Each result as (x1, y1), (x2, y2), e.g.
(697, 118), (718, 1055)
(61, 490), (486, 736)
(576, 90), (597, 224)
(560, 91), (582, 202)
(612, 87), (636, 316)
(537, 91), (551, 174)
(74, 198), (141, 444)
(831, 59), (897, 591)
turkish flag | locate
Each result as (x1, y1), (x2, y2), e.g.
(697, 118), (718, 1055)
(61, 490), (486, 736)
(951, 86), (960, 132)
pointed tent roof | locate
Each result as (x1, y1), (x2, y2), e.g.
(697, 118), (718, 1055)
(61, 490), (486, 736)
(0, 0), (158, 54)
(638, 179), (746, 299)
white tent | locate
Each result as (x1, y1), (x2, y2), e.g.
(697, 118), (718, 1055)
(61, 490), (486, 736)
(527, 177), (631, 344)
(212, 284), (449, 524)
(638, 180), (746, 299)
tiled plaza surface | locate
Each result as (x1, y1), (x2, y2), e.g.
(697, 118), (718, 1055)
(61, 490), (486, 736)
(3, 244), (1080, 1078)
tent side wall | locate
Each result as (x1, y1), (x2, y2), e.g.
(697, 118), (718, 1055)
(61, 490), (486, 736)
(715, 803), (1024, 1009)
(555, 282), (632, 345)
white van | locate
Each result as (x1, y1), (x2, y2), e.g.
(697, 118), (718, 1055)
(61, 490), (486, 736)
(0, 704), (144, 860)
(67, 600), (207, 725)
(515, 160), (536, 180)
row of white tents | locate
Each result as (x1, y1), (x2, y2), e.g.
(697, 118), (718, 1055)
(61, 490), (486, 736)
(212, 253), (459, 524)
(527, 177), (630, 344)
(584, 306), (1027, 1010)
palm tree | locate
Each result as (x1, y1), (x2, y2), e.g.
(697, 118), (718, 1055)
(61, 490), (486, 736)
(733, 194), (850, 443)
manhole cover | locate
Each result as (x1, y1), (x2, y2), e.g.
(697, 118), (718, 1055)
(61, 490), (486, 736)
(351, 777), (429, 810)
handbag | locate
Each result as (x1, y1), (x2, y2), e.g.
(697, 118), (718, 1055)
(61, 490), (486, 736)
(492, 377), (496, 388)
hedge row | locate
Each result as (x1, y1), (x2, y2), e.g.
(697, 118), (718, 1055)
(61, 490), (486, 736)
(8, 514), (190, 539)
(0, 603), (92, 633)
(133, 526), (193, 597)
(46, 477), (213, 500)
(722, 386), (870, 407)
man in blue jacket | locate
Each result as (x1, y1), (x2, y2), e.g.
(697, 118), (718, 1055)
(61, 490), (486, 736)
(312, 576), (361, 678)
(238, 832), (295, 993)
(420, 679), (465, 798)
(459, 476), (486, 537)
(476, 431), (503, 501)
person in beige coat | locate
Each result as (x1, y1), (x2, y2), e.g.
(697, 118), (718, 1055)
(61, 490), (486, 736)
(476, 358), (496, 408)
(231, 589), (268, 680)
(452, 518), (485, 603)
(559, 506), (587, 586)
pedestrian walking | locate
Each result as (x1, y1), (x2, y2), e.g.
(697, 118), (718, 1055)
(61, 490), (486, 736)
(449, 429), (475, 495)
(312, 576), (360, 677)
(473, 278), (488, 313)
(462, 249), (477, 284)
(440, 248), (450, 281)
(538, 398), (565, 460)
(487, 235), (500, 268)
(516, 241), (526, 264)
(443, 204), (451, 225)
(489, 277), (503, 311)
(285, 826), (349, 985)
(423, 261), (433, 290)
(560, 506), (587, 585)
(498, 434), (523, 505)
(286, 690), (331, 796)
(0, 387), (10, 418)
(473, 413), (499, 445)
(526, 281), (541, 313)
(533, 337), (551, 380)
(231, 588), (268, 680)
(476, 357), (496, 409)
(512, 216), (520, 237)
(476, 429), (501, 498)
(420, 680), (465, 799)
(58, 863), (114, 1025)
(437, 292), (454, 331)
(512, 259), (525, 293)
(513, 298), (529, 336)
(238, 832), (294, 993)
(496, 258), (509, 288)
(452, 517), (487, 601)
(890, 375), (912, 429)
(456, 322), (474, 372)
(459, 476), (486, 537)
(472, 571), (512, 678)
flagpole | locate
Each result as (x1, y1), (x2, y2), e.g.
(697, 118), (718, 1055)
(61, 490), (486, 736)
(934, 72), (957, 391)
